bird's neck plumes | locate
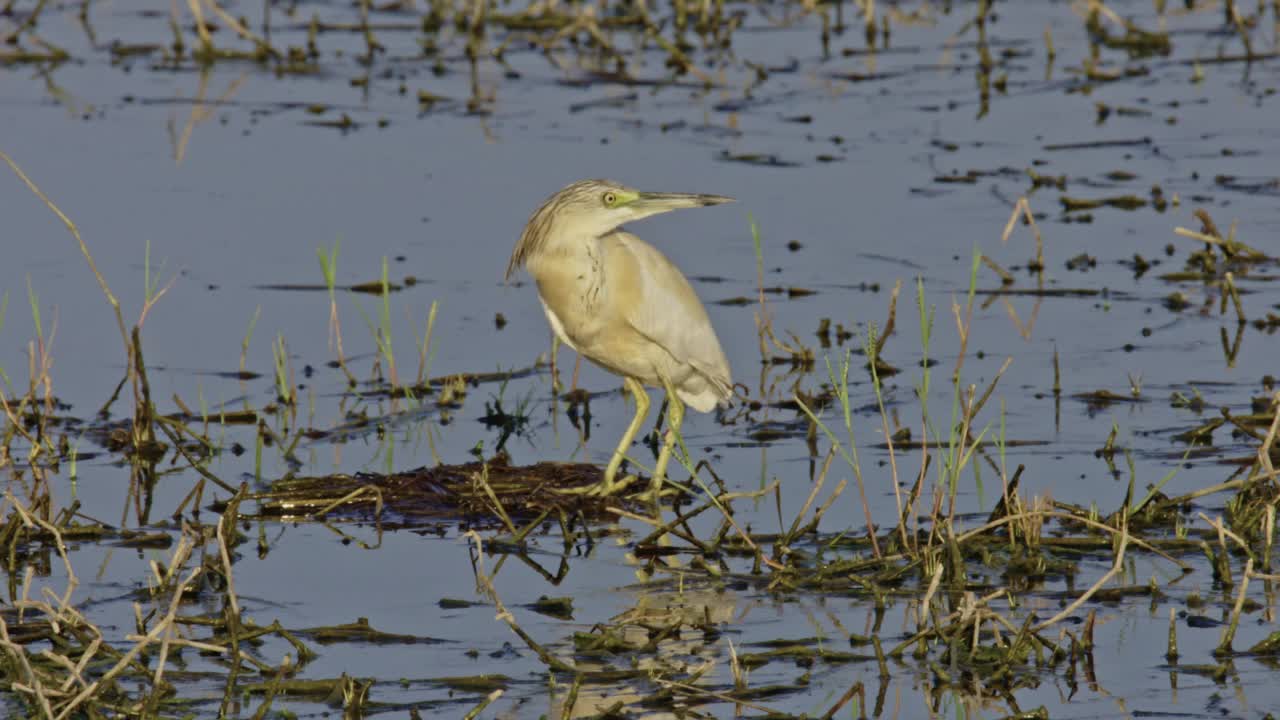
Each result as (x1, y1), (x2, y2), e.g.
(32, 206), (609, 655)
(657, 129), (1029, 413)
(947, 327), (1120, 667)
(525, 227), (607, 291)
(507, 205), (614, 282)
(507, 199), (565, 280)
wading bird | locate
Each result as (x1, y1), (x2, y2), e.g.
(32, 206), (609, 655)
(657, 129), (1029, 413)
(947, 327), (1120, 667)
(506, 179), (734, 497)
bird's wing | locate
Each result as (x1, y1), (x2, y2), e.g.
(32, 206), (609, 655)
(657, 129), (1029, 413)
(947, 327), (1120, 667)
(604, 232), (732, 394)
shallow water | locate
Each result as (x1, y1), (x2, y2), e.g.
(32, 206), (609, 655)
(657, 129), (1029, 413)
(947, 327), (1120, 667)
(3, 0), (1280, 717)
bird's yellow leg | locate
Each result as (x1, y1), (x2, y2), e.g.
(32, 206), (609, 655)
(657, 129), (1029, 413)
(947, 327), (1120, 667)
(648, 384), (685, 501)
(557, 377), (648, 496)
(601, 377), (650, 493)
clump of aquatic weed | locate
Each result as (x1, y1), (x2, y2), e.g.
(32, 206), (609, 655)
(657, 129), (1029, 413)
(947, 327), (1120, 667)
(255, 452), (619, 528)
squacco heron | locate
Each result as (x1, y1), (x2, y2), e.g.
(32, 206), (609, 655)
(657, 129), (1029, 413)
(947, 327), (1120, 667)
(506, 179), (734, 497)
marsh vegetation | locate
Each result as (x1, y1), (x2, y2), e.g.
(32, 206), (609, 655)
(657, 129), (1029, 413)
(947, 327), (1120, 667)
(3, 0), (1280, 717)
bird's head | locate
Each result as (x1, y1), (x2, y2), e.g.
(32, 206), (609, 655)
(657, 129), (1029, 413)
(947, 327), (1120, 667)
(506, 179), (733, 280)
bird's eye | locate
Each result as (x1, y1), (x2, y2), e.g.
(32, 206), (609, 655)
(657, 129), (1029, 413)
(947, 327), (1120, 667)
(602, 192), (617, 207)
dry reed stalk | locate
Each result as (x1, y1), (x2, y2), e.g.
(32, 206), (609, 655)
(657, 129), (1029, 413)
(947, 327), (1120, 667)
(1033, 527), (1128, 632)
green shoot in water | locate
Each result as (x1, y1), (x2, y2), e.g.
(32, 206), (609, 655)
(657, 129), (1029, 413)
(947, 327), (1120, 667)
(417, 300), (439, 388)
(240, 306), (261, 380)
(0, 290), (9, 388)
(379, 257), (398, 387)
(272, 333), (292, 405)
(317, 238), (357, 385)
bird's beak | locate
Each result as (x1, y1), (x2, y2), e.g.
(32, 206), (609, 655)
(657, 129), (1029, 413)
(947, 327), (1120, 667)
(635, 191), (735, 211)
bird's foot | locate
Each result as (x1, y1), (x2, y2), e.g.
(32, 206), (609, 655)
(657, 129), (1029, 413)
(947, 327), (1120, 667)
(634, 478), (684, 505)
(554, 473), (637, 498)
